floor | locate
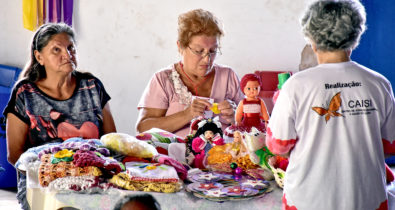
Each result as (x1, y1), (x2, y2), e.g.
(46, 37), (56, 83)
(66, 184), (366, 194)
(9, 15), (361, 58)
(0, 187), (20, 210)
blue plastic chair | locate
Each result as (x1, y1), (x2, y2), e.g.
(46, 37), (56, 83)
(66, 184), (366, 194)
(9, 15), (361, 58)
(0, 64), (21, 188)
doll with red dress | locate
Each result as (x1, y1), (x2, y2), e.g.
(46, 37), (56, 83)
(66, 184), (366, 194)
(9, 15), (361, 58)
(235, 74), (270, 133)
(191, 117), (224, 169)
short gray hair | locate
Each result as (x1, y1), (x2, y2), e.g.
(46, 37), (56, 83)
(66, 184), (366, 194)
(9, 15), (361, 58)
(301, 0), (366, 51)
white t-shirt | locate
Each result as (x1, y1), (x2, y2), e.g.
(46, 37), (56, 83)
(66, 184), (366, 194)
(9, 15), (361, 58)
(267, 61), (395, 210)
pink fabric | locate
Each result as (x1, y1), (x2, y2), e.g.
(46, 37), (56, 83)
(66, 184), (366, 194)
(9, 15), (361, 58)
(138, 63), (244, 137)
(153, 154), (187, 180)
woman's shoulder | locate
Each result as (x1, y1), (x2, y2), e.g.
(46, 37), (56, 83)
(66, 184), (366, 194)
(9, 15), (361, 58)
(74, 71), (105, 86)
(73, 71), (98, 80)
(214, 64), (235, 72)
(12, 79), (36, 92)
(153, 64), (175, 77)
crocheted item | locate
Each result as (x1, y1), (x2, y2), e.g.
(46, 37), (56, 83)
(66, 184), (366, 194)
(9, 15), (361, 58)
(38, 139), (110, 159)
(73, 150), (124, 175)
(47, 175), (115, 193)
(125, 162), (179, 183)
(109, 172), (182, 193)
(38, 154), (102, 187)
(100, 133), (158, 158)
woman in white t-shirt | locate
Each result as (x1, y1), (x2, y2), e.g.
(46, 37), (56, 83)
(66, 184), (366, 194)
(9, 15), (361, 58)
(267, 1), (395, 209)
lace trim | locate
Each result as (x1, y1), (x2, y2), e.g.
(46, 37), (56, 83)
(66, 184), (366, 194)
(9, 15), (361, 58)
(169, 66), (193, 108)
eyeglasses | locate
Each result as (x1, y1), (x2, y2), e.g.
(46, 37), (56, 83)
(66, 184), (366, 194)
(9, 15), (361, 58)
(188, 46), (222, 58)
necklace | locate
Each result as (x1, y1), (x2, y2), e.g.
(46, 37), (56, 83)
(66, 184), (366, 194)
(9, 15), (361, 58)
(179, 62), (209, 96)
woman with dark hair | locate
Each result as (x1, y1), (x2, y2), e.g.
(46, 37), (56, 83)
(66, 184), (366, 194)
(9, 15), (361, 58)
(191, 117), (224, 169)
(266, 0), (395, 209)
(3, 23), (116, 209)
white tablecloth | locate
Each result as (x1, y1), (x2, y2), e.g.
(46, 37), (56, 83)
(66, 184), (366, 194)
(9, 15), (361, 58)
(26, 166), (283, 210)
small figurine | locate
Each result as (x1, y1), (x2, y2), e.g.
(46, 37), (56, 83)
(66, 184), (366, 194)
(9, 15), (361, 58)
(235, 74), (270, 132)
(191, 117), (224, 169)
(229, 131), (247, 158)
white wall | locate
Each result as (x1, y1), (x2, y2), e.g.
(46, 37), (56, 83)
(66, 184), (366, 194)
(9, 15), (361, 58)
(0, 0), (311, 135)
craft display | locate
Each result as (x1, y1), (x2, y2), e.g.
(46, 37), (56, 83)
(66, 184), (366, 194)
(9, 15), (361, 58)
(186, 171), (272, 201)
(47, 175), (115, 193)
(38, 153), (102, 187)
(109, 161), (182, 193)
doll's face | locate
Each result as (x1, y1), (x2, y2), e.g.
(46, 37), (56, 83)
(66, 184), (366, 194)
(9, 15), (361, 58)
(204, 130), (214, 140)
(233, 131), (241, 143)
(243, 80), (260, 99)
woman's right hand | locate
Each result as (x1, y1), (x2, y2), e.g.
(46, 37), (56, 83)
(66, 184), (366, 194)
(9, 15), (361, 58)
(186, 98), (212, 119)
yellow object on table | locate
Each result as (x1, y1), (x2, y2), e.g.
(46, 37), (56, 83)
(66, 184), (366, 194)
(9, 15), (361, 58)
(210, 103), (220, 114)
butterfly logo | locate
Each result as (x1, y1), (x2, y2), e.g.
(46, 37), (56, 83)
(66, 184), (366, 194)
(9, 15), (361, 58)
(312, 92), (343, 123)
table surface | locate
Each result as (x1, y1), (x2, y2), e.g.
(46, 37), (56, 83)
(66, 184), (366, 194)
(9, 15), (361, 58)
(28, 185), (283, 210)
(26, 166), (283, 210)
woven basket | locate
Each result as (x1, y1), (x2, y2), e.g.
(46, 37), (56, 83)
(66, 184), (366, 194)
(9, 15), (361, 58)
(269, 162), (285, 188)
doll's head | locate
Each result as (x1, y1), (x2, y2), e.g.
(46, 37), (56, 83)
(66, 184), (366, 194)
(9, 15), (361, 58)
(233, 131), (242, 143)
(240, 74), (262, 99)
(194, 117), (223, 140)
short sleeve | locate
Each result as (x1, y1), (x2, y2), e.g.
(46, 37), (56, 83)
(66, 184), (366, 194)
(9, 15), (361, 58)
(137, 72), (170, 110)
(93, 77), (111, 108)
(269, 88), (297, 139)
(226, 69), (244, 104)
(2, 81), (31, 125)
(381, 82), (395, 148)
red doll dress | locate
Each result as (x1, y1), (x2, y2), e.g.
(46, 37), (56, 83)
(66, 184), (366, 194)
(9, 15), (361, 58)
(240, 99), (266, 133)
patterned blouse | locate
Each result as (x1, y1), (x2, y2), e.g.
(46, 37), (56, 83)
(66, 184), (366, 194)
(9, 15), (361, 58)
(3, 71), (110, 148)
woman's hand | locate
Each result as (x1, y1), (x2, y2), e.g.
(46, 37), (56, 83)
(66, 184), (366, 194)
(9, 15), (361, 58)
(186, 98), (212, 119)
(217, 99), (236, 124)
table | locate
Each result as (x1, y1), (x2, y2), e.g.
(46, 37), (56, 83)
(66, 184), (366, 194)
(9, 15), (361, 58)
(25, 166), (283, 210)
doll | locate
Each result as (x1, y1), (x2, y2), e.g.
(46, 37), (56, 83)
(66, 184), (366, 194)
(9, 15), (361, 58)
(191, 117), (224, 169)
(235, 74), (270, 133)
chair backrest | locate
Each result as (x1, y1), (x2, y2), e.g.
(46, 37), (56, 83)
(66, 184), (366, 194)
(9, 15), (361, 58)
(254, 70), (293, 114)
(0, 64), (21, 88)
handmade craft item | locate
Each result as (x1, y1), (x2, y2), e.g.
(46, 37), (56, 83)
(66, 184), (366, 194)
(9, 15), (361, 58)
(190, 117), (224, 169)
(100, 133), (158, 158)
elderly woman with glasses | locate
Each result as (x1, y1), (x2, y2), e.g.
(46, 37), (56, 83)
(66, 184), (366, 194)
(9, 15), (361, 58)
(136, 9), (244, 138)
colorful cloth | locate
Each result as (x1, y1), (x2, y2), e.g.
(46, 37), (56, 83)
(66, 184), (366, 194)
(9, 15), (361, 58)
(267, 61), (395, 210)
(137, 63), (244, 138)
(3, 71), (111, 148)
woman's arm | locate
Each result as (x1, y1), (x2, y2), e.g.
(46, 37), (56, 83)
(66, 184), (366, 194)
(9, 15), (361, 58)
(6, 113), (29, 166)
(136, 99), (211, 133)
(102, 103), (117, 134)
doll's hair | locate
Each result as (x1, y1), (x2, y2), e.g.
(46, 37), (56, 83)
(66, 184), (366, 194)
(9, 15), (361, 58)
(240, 74), (262, 94)
(193, 120), (223, 139)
